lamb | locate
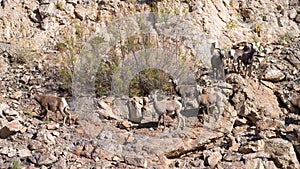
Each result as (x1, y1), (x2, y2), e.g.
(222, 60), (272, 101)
(151, 90), (185, 131)
(34, 94), (71, 126)
(197, 89), (226, 123)
(210, 45), (226, 82)
(172, 79), (202, 109)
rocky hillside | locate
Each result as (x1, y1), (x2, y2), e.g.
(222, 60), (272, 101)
(0, 0), (300, 168)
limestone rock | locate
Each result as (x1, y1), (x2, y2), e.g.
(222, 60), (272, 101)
(206, 151), (222, 167)
(0, 119), (23, 139)
(3, 108), (19, 116)
(36, 129), (56, 145)
(261, 67), (285, 82)
(288, 8), (297, 19)
(124, 155), (147, 168)
(265, 138), (300, 168)
(98, 99), (121, 121)
(18, 148), (32, 159)
(295, 14), (300, 23)
(38, 3), (56, 19)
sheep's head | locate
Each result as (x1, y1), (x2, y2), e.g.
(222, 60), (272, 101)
(251, 43), (258, 52)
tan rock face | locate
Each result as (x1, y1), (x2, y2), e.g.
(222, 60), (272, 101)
(0, 0), (299, 168)
(265, 138), (300, 168)
(0, 119), (23, 139)
(231, 76), (282, 122)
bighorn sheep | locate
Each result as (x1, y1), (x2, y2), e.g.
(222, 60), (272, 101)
(151, 90), (185, 131)
(228, 42), (258, 76)
(172, 79), (202, 109)
(197, 89), (226, 122)
(210, 43), (226, 82)
(128, 97), (145, 124)
(228, 42), (246, 70)
(34, 94), (71, 126)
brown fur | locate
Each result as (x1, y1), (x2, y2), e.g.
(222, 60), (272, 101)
(34, 94), (71, 126)
(152, 91), (185, 131)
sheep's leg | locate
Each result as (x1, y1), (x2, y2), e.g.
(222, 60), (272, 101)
(178, 112), (185, 129)
(206, 106), (210, 123)
(182, 98), (186, 110)
(157, 114), (162, 128)
(221, 68), (225, 82)
(214, 68), (218, 83)
(183, 95), (187, 110)
(69, 114), (71, 125)
(248, 63), (253, 77)
(64, 111), (71, 126)
(63, 116), (66, 126)
(237, 60), (241, 74)
(175, 110), (181, 130)
(162, 113), (166, 131)
(44, 108), (49, 122)
(232, 58), (237, 72)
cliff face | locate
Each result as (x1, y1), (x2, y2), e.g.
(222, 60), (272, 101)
(0, 0), (300, 168)
(0, 0), (299, 52)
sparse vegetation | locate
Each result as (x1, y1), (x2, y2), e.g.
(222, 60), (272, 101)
(57, 2), (64, 11)
(226, 19), (237, 29)
(254, 22), (263, 36)
(95, 58), (119, 97)
(281, 31), (293, 43)
(12, 160), (21, 169)
(56, 21), (92, 91)
(129, 68), (175, 97)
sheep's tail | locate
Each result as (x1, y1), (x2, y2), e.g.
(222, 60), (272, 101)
(61, 98), (71, 113)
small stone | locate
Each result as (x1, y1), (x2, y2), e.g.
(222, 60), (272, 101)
(20, 127), (27, 134)
(223, 151), (242, 162)
(66, 0), (77, 5)
(234, 117), (247, 126)
(3, 108), (19, 116)
(64, 134), (71, 140)
(46, 122), (59, 130)
(18, 148), (32, 158)
(229, 143), (240, 152)
(262, 67), (285, 82)
(265, 138), (300, 168)
(74, 4), (86, 20)
(20, 75), (30, 84)
(10, 91), (22, 100)
(295, 14), (300, 23)
(0, 119), (23, 139)
(238, 140), (265, 154)
(0, 147), (9, 155)
(207, 152), (222, 167)
(36, 129), (56, 145)
(37, 153), (58, 166)
(0, 103), (9, 113)
(125, 155), (147, 168)
(118, 120), (132, 129)
(52, 157), (67, 169)
(112, 156), (121, 161)
(288, 8), (297, 19)
(28, 140), (43, 150)
(52, 131), (60, 137)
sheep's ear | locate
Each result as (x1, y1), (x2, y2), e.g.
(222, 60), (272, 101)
(220, 50), (226, 57)
(252, 43), (258, 51)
